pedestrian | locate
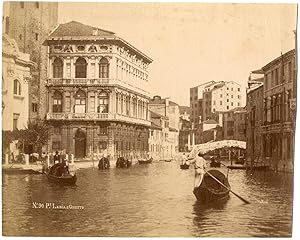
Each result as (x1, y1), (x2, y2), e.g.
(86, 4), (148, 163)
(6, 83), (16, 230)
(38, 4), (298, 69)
(188, 152), (207, 188)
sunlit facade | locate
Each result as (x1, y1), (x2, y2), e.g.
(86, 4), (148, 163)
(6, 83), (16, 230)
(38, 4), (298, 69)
(45, 21), (153, 160)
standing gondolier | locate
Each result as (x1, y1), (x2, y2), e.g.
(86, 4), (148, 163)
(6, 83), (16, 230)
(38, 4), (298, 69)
(188, 152), (207, 188)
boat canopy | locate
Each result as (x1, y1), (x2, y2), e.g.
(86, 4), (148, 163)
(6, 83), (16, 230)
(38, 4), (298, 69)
(189, 140), (246, 158)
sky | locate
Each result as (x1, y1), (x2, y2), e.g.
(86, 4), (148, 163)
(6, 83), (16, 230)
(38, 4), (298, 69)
(58, 3), (297, 106)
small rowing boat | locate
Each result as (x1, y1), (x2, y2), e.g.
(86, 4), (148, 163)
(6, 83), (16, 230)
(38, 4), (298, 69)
(193, 169), (230, 204)
(45, 163), (77, 185)
(138, 157), (153, 165)
(180, 163), (189, 169)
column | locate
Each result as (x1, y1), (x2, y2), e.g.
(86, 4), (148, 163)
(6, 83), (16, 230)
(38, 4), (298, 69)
(136, 100), (139, 118)
(87, 57), (90, 79)
(95, 91), (98, 113)
(108, 123), (116, 159)
(61, 126), (68, 151)
(87, 125), (93, 157)
(48, 90), (53, 113)
(71, 57), (75, 79)
(70, 90), (75, 113)
(48, 57), (52, 79)
(63, 57), (67, 79)
(95, 57), (100, 79)
(146, 102), (148, 120)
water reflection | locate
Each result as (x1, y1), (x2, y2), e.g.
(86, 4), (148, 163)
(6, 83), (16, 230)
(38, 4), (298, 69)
(2, 162), (293, 237)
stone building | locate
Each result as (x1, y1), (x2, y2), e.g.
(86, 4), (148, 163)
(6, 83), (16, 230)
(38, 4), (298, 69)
(179, 117), (191, 152)
(2, 34), (35, 156)
(2, 34), (34, 131)
(148, 111), (174, 160)
(3, 1), (58, 121)
(245, 77), (264, 168)
(222, 107), (247, 141)
(178, 106), (191, 152)
(44, 21), (153, 160)
(202, 81), (245, 121)
(261, 49), (296, 172)
(149, 96), (179, 154)
(189, 81), (214, 126)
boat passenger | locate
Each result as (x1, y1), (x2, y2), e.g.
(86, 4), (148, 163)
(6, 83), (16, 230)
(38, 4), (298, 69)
(53, 151), (60, 164)
(188, 152), (207, 188)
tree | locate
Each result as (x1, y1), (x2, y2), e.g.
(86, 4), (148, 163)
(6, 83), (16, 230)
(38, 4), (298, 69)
(18, 119), (51, 154)
(2, 130), (18, 154)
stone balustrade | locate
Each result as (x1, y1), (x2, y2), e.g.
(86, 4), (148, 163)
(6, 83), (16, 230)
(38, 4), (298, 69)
(46, 112), (151, 126)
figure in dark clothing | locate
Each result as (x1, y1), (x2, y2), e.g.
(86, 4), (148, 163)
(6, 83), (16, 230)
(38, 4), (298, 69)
(53, 151), (60, 164)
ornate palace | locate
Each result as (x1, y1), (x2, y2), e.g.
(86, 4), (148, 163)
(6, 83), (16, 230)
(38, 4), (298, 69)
(45, 21), (153, 160)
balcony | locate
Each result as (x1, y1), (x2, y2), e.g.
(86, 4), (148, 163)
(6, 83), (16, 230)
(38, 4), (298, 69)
(46, 112), (151, 126)
(47, 78), (149, 96)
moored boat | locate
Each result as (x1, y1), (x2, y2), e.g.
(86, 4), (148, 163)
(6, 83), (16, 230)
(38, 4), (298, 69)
(116, 157), (132, 168)
(138, 157), (153, 164)
(45, 163), (77, 185)
(193, 169), (230, 204)
(180, 163), (189, 169)
(98, 157), (110, 169)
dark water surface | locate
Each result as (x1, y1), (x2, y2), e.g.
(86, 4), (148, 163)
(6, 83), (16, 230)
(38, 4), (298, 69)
(2, 161), (293, 237)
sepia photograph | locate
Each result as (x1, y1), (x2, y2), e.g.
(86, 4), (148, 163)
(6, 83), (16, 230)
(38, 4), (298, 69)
(1, 1), (298, 237)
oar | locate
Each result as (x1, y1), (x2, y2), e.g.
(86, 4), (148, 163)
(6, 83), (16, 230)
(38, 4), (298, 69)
(204, 169), (250, 204)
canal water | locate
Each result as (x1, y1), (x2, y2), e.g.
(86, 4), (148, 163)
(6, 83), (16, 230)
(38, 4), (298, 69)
(2, 161), (293, 237)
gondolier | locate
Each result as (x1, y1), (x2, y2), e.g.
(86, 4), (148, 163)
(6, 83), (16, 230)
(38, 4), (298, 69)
(188, 152), (207, 188)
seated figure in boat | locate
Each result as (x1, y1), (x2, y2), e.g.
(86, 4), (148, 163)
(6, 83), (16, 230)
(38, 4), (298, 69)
(210, 157), (221, 168)
(187, 152), (207, 188)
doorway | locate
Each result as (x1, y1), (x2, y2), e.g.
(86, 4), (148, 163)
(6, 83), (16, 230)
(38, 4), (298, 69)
(75, 129), (86, 158)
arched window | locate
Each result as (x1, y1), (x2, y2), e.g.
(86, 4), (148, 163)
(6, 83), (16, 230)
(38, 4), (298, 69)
(53, 91), (62, 113)
(13, 79), (21, 95)
(75, 57), (87, 78)
(53, 58), (63, 78)
(97, 92), (109, 113)
(99, 58), (109, 78)
(74, 90), (86, 113)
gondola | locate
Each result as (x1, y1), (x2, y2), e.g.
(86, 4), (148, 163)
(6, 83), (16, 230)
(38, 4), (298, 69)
(138, 157), (153, 165)
(45, 163), (77, 185)
(210, 160), (221, 168)
(193, 169), (230, 204)
(180, 163), (189, 169)
(98, 157), (110, 169)
(116, 157), (132, 168)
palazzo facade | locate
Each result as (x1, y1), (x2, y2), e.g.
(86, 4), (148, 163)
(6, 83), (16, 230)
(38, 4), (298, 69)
(45, 21), (153, 160)
(261, 49), (296, 172)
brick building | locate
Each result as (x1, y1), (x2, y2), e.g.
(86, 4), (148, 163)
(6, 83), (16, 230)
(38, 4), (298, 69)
(44, 21), (153, 160)
(3, 2), (59, 121)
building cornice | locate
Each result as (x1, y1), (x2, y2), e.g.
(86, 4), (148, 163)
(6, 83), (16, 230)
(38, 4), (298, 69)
(46, 37), (153, 64)
(262, 49), (295, 71)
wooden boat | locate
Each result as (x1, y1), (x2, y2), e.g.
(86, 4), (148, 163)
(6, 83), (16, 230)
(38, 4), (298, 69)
(45, 163), (77, 185)
(98, 157), (110, 169)
(180, 163), (189, 169)
(210, 160), (221, 168)
(193, 169), (230, 204)
(116, 157), (132, 168)
(138, 157), (153, 164)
